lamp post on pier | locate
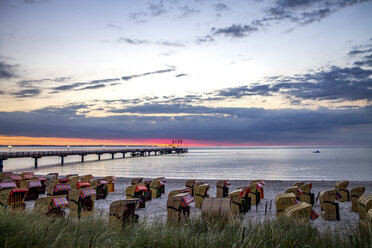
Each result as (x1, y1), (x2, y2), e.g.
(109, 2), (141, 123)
(8, 145), (12, 153)
(67, 145), (70, 152)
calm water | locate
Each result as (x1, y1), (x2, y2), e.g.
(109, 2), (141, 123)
(1, 146), (371, 181)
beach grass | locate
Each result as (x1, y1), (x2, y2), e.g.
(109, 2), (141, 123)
(0, 207), (371, 248)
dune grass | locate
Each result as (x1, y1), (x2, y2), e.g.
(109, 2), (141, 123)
(0, 208), (371, 248)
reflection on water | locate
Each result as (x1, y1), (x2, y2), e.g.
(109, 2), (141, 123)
(1, 146), (371, 181)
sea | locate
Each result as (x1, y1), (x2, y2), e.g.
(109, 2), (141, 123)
(1, 146), (371, 181)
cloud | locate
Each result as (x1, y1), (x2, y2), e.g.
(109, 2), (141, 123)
(214, 3), (229, 12)
(78, 84), (106, 90)
(212, 24), (259, 38)
(118, 37), (149, 45)
(348, 48), (372, 56)
(1, 103), (372, 145)
(179, 6), (200, 18)
(195, 35), (216, 44)
(118, 37), (185, 47)
(210, 0), (369, 39)
(215, 65), (372, 102)
(175, 74), (187, 78)
(121, 68), (176, 81)
(51, 78), (120, 93)
(0, 61), (18, 79)
(11, 89), (41, 98)
(149, 1), (167, 16)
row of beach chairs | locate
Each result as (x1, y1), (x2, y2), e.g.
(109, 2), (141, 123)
(2, 172), (371, 226)
(275, 180), (372, 222)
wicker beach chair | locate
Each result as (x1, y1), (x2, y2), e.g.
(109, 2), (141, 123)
(275, 193), (296, 217)
(185, 179), (196, 196)
(283, 202), (312, 220)
(10, 174), (22, 188)
(47, 180), (72, 198)
(335, 180), (350, 202)
(168, 188), (191, 198)
(20, 179), (43, 201)
(194, 183), (210, 208)
(201, 197), (233, 221)
(216, 180), (231, 198)
(167, 193), (193, 223)
(34, 195), (69, 216)
(155, 177), (166, 194)
(250, 179), (265, 199)
(293, 182), (304, 187)
(109, 199), (139, 227)
(350, 186), (365, 212)
(368, 209), (372, 223)
(319, 189), (340, 220)
(34, 176), (47, 194)
(150, 178), (164, 198)
(125, 185), (148, 208)
(228, 187), (251, 215)
(104, 176), (117, 192)
(80, 174), (93, 183)
(285, 186), (301, 199)
(69, 187), (96, 218)
(21, 172), (34, 180)
(298, 183), (315, 205)
(358, 194), (372, 220)
(138, 180), (152, 201)
(0, 181), (28, 209)
(90, 179), (109, 200)
(131, 177), (143, 185)
(248, 182), (261, 206)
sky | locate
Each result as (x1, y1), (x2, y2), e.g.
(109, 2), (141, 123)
(0, 0), (372, 146)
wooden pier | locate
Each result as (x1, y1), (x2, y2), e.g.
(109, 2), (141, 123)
(0, 147), (188, 172)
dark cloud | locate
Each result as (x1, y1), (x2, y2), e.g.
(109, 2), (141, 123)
(214, 3), (229, 11)
(179, 6), (200, 18)
(121, 68), (176, 81)
(1, 104), (372, 145)
(11, 89), (41, 98)
(118, 37), (149, 45)
(78, 84), (106, 90)
(149, 1), (167, 16)
(215, 65), (372, 102)
(118, 37), (185, 47)
(51, 78), (120, 93)
(0, 61), (18, 79)
(195, 35), (216, 44)
(348, 48), (372, 56)
(17, 76), (73, 88)
(264, 0), (369, 25)
(210, 0), (369, 39)
(212, 24), (259, 38)
(156, 41), (185, 47)
(175, 74), (187, 78)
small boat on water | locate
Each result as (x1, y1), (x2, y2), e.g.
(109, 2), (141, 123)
(313, 151), (320, 153)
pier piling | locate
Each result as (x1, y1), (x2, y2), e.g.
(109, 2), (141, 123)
(34, 157), (39, 169)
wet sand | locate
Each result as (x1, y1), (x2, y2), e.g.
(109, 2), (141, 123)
(27, 177), (372, 232)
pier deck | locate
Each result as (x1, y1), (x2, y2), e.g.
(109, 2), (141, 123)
(0, 147), (188, 172)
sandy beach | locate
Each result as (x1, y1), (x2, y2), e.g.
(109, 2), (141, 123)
(25, 177), (372, 232)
